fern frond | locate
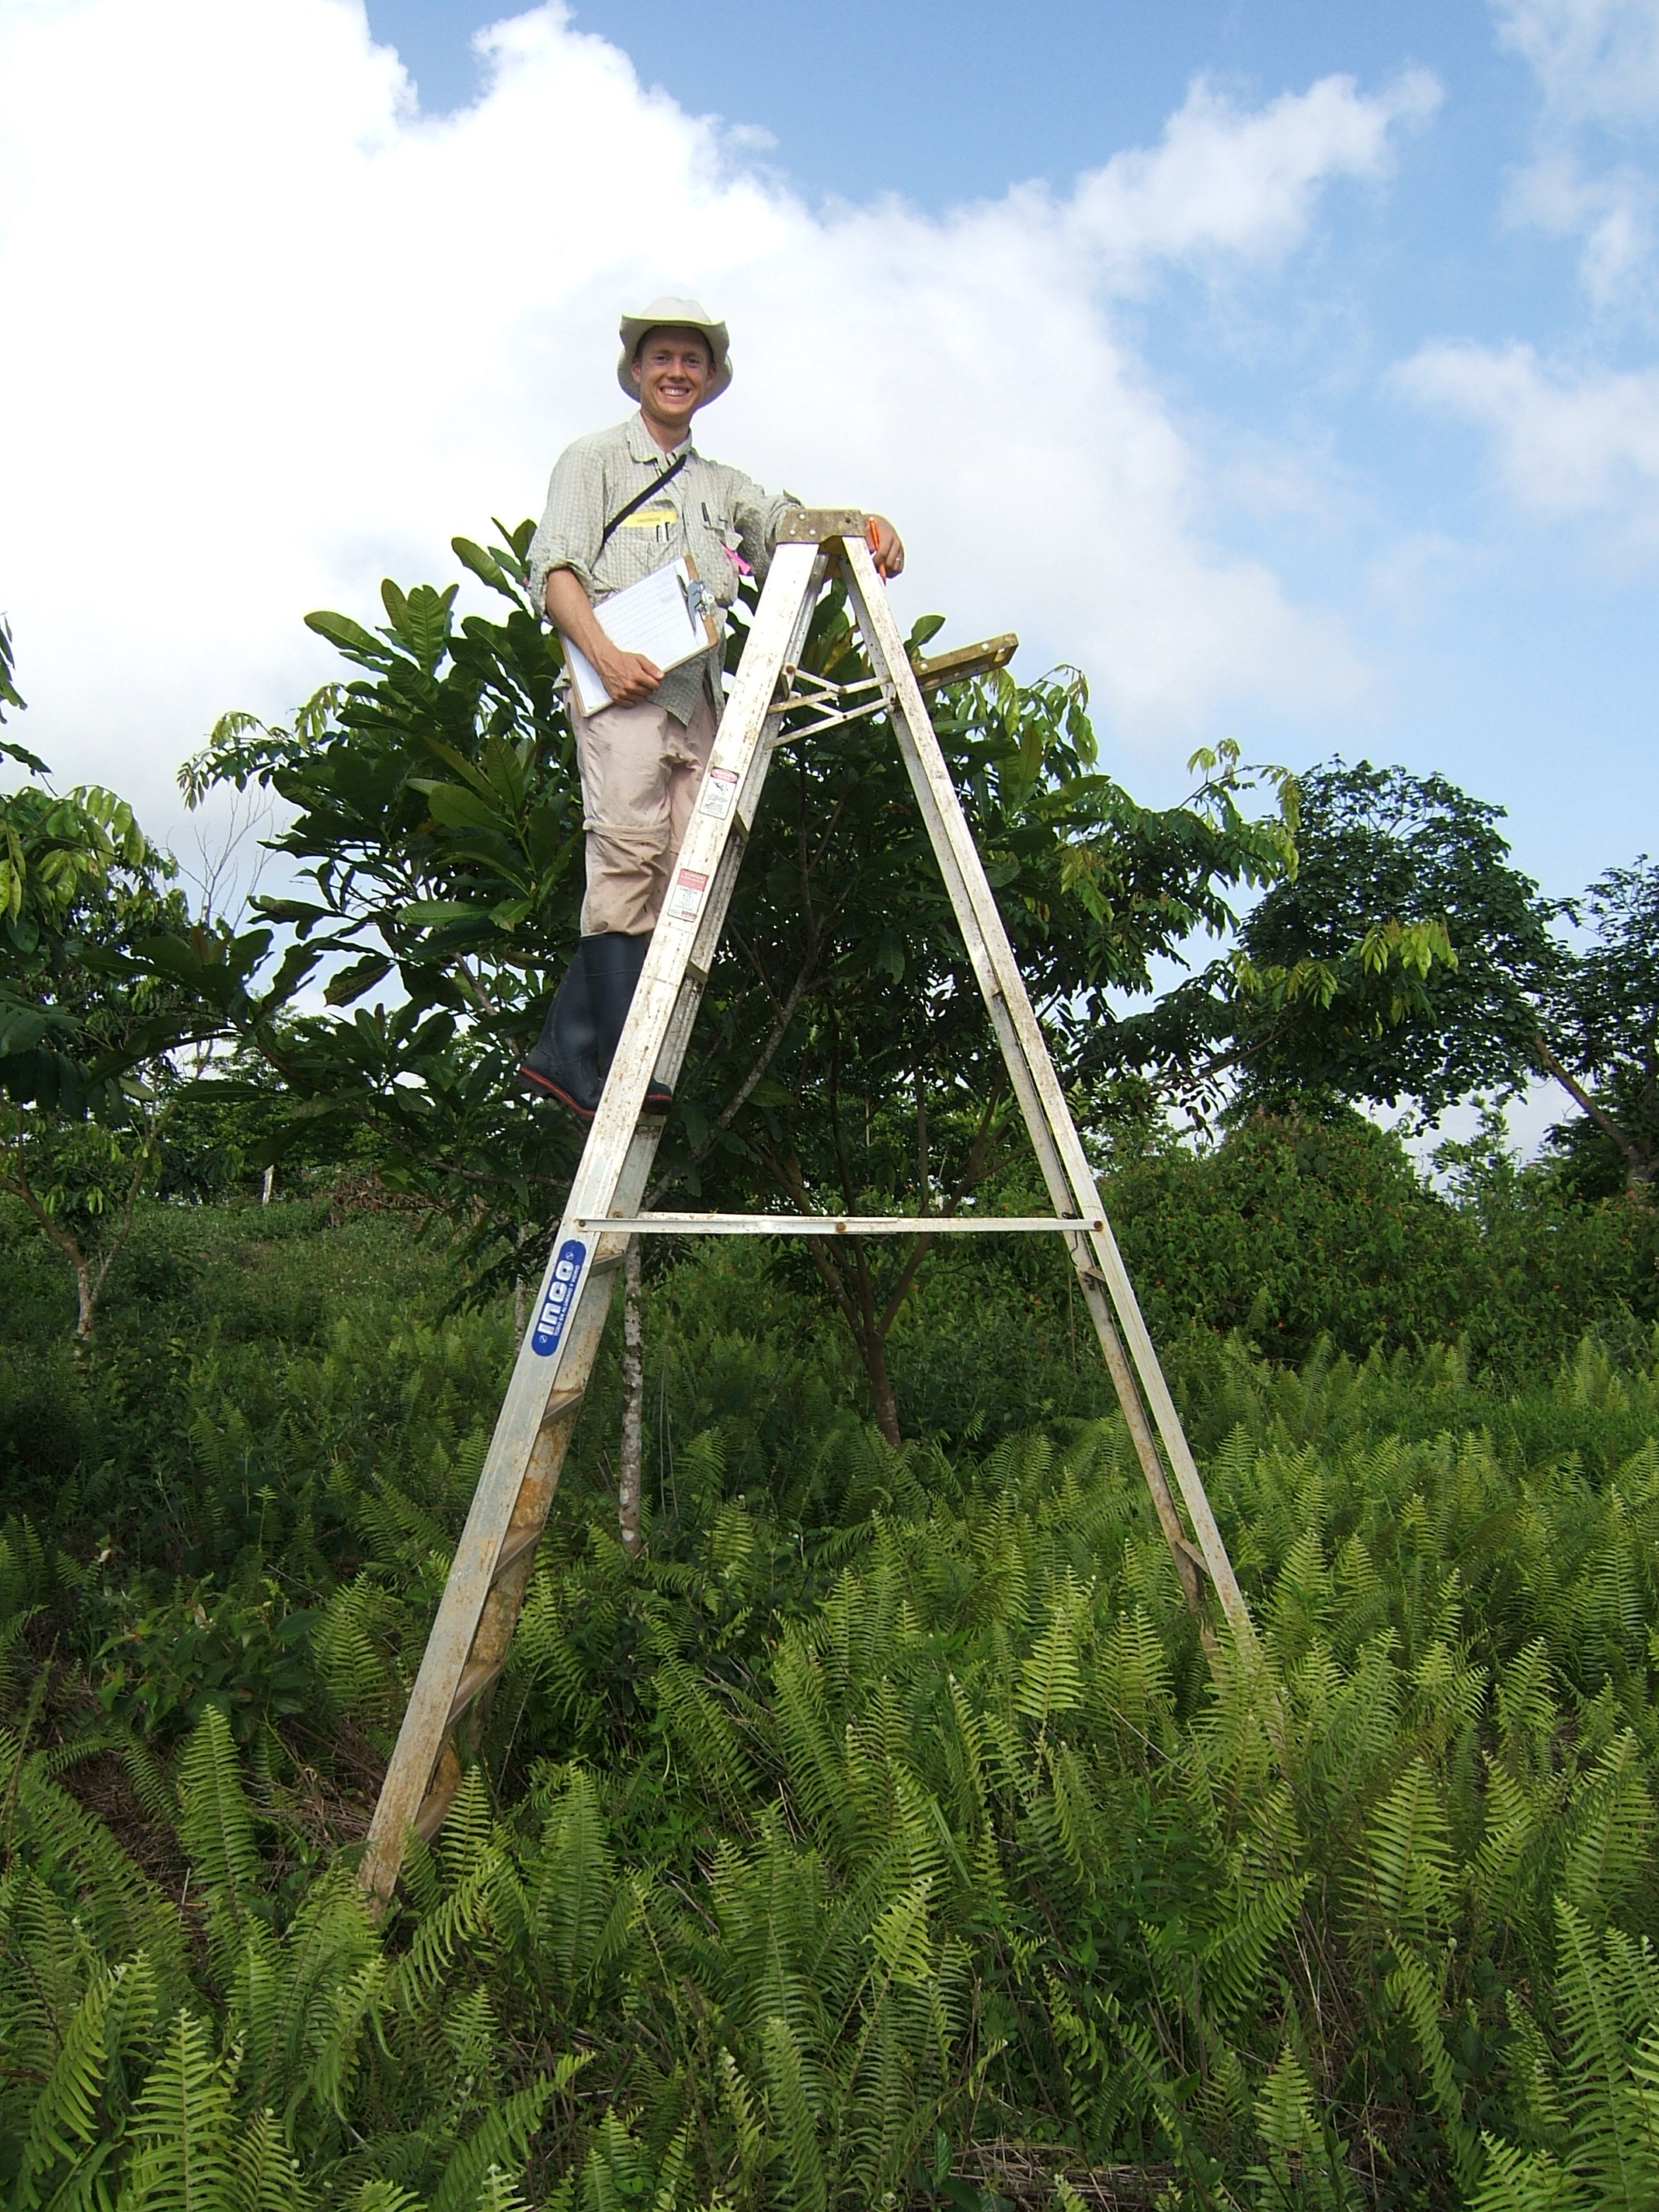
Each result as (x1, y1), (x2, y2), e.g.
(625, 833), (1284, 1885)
(1472, 2133), (1588, 2210)
(1385, 1943), (1483, 2196)
(9, 1962), (114, 2209)
(176, 1706), (259, 1983)
(229, 2106), (307, 2212)
(761, 2013), (826, 2212)
(428, 2079), (549, 2212)
(1360, 1758), (1454, 1942)
(1552, 1898), (1659, 2209)
(120, 2009), (239, 2212)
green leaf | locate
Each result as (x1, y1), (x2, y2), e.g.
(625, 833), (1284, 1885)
(323, 953), (393, 1007)
(304, 609), (390, 663)
(400, 900), (480, 927)
(419, 783), (506, 833)
(453, 536), (521, 601)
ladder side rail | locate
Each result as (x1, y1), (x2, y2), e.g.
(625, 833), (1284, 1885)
(838, 539), (1256, 1651)
(825, 568), (1202, 1615)
(359, 1224), (631, 1898)
(567, 544), (828, 1170)
(826, 548), (1195, 1557)
(360, 546), (830, 1899)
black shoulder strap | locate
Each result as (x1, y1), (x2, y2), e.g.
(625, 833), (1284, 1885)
(597, 449), (691, 554)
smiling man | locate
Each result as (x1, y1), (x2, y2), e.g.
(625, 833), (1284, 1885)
(518, 296), (904, 1120)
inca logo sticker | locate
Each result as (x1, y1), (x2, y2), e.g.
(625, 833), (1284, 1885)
(530, 1238), (589, 1357)
(666, 868), (708, 923)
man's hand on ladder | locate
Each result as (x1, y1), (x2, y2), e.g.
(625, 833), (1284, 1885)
(865, 516), (905, 580)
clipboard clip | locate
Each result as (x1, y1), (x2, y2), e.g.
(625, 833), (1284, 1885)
(680, 572), (718, 634)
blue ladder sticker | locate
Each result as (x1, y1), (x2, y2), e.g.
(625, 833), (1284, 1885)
(530, 1237), (589, 1357)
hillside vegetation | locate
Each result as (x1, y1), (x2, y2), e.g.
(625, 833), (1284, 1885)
(3, 1115), (1659, 2210)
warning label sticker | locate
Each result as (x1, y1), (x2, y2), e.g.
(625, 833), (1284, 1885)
(666, 868), (708, 923)
(530, 1237), (589, 1358)
(700, 767), (739, 819)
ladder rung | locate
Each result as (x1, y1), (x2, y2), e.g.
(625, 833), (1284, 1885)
(447, 1657), (501, 1729)
(413, 1782), (453, 1843)
(491, 1523), (544, 1584)
(540, 1386), (586, 1424)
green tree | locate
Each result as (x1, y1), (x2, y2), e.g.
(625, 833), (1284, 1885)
(1539, 857), (1659, 1195)
(1111, 758), (1563, 1124)
(0, 622), (281, 1340)
(188, 524), (1299, 1437)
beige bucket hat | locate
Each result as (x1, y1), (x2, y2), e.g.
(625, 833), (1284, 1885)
(617, 296), (732, 403)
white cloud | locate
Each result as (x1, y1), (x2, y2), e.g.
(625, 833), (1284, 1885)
(1508, 144), (1655, 305)
(1492, 1), (1659, 304)
(0, 1), (1421, 839)
(1070, 68), (1439, 277)
(1395, 341), (1659, 534)
(1494, 0), (1659, 127)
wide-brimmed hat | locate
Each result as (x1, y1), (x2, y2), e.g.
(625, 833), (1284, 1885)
(617, 297), (732, 403)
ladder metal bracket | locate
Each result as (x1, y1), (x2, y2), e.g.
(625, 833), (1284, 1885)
(769, 664), (887, 739)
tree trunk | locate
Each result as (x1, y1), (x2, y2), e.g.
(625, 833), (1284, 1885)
(1536, 1033), (1655, 1197)
(73, 1254), (96, 1348)
(860, 1320), (902, 1451)
(618, 1235), (645, 1556)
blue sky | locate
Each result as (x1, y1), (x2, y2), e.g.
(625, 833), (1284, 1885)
(2, 0), (1656, 928)
(356, 0), (1656, 904)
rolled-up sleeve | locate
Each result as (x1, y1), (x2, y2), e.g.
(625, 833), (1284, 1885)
(731, 471), (798, 589)
(527, 444), (608, 615)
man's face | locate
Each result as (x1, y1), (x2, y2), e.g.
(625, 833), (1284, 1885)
(631, 327), (715, 425)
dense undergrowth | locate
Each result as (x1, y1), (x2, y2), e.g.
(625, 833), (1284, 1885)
(3, 1117), (1659, 2207)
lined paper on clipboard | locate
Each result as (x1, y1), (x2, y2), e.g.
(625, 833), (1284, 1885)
(561, 557), (719, 715)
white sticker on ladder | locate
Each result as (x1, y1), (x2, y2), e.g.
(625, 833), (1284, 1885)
(666, 868), (708, 923)
(700, 767), (739, 819)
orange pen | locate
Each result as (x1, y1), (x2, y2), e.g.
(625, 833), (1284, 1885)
(865, 516), (890, 580)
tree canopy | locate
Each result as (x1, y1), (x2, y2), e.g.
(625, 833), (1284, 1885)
(180, 523), (1299, 1433)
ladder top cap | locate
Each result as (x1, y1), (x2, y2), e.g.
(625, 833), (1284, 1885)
(775, 507), (867, 544)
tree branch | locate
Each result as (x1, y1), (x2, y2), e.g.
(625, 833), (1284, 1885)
(875, 1075), (1010, 1340)
(1536, 1031), (1648, 1174)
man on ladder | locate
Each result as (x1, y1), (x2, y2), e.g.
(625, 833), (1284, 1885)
(517, 295), (906, 1120)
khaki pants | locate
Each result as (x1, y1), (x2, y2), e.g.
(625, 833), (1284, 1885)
(572, 690), (718, 936)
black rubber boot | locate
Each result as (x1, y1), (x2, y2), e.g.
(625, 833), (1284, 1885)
(583, 932), (673, 1114)
(517, 952), (602, 1119)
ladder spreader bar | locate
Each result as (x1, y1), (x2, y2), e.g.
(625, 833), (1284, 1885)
(569, 1212), (1105, 1236)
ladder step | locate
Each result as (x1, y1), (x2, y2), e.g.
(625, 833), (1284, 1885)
(491, 1522), (544, 1584)
(540, 1386), (586, 1424)
(413, 1779), (454, 1843)
(447, 1657), (501, 1730)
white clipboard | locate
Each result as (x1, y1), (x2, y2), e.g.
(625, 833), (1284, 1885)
(561, 556), (719, 716)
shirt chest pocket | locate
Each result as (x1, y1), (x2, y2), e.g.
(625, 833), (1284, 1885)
(692, 494), (738, 548)
(615, 498), (680, 541)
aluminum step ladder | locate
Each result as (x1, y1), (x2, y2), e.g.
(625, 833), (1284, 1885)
(360, 512), (1257, 1905)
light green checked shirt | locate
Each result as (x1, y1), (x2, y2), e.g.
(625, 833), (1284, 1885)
(527, 411), (798, 724)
